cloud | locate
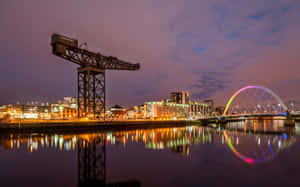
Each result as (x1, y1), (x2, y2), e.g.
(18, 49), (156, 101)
(248, 10), (269, 20)
(189, 72), (230, 100)
(225, 31), (241, 40)
(1, 0), (300, 109)
(192, 45), (207, 55)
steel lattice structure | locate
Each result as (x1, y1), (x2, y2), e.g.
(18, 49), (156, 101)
(78, 138), (106, 187)
(51, 33), (140, 119)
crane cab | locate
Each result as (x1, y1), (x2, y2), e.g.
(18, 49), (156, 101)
(51, 33), (78, 55)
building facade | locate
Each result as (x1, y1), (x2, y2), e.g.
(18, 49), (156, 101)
(0, 96), (79, 121)
(203, 99), (214, 114)
(189, 101), (211, 119)
(144, 101), (189, 120)
(170, 91), (189, 105)
(63, 97), (78, 109)
(143, 91), (213, 120)
(107, 105), (127, 120)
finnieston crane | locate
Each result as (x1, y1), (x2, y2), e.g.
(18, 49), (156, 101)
(51, 33), (140, 119)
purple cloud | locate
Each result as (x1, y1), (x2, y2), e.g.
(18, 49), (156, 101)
(1, 0), (300, 109)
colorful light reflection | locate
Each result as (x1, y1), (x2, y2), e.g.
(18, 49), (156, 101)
(223, 130), (256, 164)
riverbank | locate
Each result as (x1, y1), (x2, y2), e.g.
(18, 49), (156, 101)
(0, 120), (201, 133)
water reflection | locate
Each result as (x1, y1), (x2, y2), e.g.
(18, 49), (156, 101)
(226, 119), (286, 133)
(221, 120), (296, 164)
(0, 127), (213, 156)
(223, 130), (295, 164)
(0, 120), (297, 186)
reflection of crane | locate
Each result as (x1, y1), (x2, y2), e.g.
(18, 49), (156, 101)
(78, 138), (141, 187)
(78, 138), (106, 186)
(51, 34), (140, 119)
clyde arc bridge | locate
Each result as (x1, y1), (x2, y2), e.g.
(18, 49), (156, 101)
(200, 85), (297, 124)
(51, 33), (140, 119)
(223, 85), (288, 116)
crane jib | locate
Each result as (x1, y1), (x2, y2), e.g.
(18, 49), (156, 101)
(50, 33), (140, 120)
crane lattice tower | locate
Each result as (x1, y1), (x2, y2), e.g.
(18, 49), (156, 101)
(51, 33), (140, 119)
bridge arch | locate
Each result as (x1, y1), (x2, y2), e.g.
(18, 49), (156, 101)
(223, 85), (287, 116)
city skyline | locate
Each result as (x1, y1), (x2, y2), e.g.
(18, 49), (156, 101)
(1, 0), (300, 108)
(1, 1), (300, 187)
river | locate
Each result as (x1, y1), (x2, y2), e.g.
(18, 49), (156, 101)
(0, 120), (299, 187)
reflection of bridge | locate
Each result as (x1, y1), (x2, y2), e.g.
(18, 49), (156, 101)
(0, 123), (297, 166)
(223, 129), (295, 164)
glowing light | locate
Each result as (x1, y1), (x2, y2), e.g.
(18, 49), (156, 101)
(246, 158), (254, 164)
(223, 85), (288, 115)
(224, 130), (257, 164)
(282, 134), (287, 139)
(65, 142), (69, 151)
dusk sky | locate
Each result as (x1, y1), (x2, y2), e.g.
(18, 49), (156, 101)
(1, 0), (300, 108)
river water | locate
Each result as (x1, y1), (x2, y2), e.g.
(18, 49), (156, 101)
(0, 120), (300, 187)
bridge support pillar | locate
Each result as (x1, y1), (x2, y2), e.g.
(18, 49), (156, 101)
(284, 119), (295, 126)
(284, 111), (295, 127)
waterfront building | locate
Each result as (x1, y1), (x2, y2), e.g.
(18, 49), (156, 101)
(170, 91), (189, 104)
(189, 101), (211, 119)
(144, 100), (189, 120)
(143, 91), (212, 120)
(0, 104), (51, 120)
(134, 105), (145, 119)
(203, 99), (214, 114)
(50, 104), (64, 119)
(107, 105), (127, 120)
(63, 97), (78, 109)
(0, 94), (213, 121)
(51, 103), (79, 120)
(0, 96), (80, 121)
(63, 107), (78, 120)
(0, 105), (8, 120)
(126, 108), (135, 119)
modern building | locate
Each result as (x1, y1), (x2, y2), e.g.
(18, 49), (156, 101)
(144, 100), (189, 120)
(50, 103), (64, 119)
(62, 107), (78, 120)
(0, 93), (213, 121)
(107, 105), (127, 120)
(0, 105), (9, 120)
(134, 105), (145, 119)
(189, 101), (211, 119)
(63, 97), (78, 109)
(143, 91), (212, 120)
(204, 99), (214, 114)
(126, 108), (136, 120)
(0, 96), (79, 121)
(0, 104), (51, 120)
(170, 91), (189, 104)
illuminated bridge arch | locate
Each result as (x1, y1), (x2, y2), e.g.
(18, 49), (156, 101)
(223, 85), (288, 116)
